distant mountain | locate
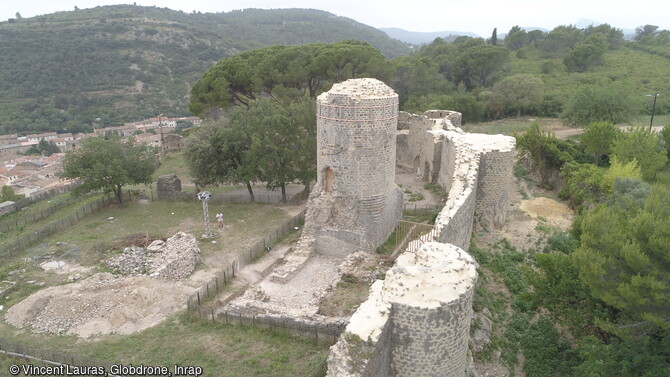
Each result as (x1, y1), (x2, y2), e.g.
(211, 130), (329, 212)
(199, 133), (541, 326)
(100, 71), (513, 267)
(576, 18), (602, 28)
(380, 27), (480, 45)
(0, 5), (411, 134)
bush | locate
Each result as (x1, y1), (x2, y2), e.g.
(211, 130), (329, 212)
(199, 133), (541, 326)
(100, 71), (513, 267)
(561, 83), (639, 127)
(611, 126), (668, 181)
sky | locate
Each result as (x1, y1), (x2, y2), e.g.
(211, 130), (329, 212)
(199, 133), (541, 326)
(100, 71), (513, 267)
(1, 0), (669, 37)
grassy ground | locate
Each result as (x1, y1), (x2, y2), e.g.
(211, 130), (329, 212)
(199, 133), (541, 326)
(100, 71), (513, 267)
(0, 193), (104, 250)
(152, 150), (270, 195)
(0, 313), (329, 377)
(461, 117), (556, 135)
(0, 197), (320, 377)
(631, 113), (670, 127)
(42, 199), (291, 266)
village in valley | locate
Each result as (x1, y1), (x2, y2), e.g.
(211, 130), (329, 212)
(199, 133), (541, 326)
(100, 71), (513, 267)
(0, 116), (200, 200)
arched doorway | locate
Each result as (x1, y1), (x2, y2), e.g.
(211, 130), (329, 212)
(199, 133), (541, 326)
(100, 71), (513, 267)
(324, 167), (334, 194)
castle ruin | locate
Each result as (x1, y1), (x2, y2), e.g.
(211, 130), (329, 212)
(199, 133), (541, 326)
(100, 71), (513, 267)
(311, 78), (403, 257)
(225, 78), (515, 376)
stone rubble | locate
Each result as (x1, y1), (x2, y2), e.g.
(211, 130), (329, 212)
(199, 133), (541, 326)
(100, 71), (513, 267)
(107, 232), (200, 280)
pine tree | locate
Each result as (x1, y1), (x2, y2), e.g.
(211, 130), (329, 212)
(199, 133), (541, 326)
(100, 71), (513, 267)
(573, 185), (670, 328)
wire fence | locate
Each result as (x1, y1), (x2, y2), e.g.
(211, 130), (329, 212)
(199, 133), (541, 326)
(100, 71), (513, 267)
(0, 192), (94, 233)
(183, 208), (348, 347)
(1, 194), (113, 258)
(187, 209), (306, 312)
(4, 181), (82, 213)
(0, 338), (122, 377)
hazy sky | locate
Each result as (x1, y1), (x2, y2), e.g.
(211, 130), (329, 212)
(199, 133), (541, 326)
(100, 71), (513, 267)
(2, 1), (669, 37)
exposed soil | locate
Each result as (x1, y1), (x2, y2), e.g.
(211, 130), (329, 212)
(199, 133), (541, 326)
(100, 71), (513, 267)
(395, 166), (444, 207)
(5, 272), (196, 339)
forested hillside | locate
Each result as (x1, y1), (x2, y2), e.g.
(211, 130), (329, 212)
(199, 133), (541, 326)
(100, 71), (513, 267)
(0, 5), (410, 134)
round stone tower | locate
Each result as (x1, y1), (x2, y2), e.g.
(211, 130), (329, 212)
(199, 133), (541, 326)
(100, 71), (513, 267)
(311, 78), (403, 256)
(385, 242), (478, 377)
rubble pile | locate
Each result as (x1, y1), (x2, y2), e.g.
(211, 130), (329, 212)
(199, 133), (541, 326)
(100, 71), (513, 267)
(107, 232), (200, 280)
(5, 272), (193, 337)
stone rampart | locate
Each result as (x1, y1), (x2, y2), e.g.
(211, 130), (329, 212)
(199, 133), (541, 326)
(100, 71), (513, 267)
(326, 109), (514, 376)
(327, 242), (477, 377)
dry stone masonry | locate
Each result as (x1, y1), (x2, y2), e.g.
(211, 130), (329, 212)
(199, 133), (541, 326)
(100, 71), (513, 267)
(156, 174), (182, 200)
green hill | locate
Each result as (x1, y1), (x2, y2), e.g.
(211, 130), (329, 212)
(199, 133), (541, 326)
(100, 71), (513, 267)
(0, 5), (410, 134)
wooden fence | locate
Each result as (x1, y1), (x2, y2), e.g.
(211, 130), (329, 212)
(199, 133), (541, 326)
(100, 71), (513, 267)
(6, 181), (82, 213)
(187, 209), (306, 312)
(0, 338), (122, 376)
(192, 307), (343, 344)
(183, 208), (349, 346)
(0, 193), (94, 233)
(1, 194), (113, 258)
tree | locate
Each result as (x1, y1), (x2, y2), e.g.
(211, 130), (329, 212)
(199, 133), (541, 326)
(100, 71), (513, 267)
(561, 83), (638, 127)
(189, 40), (388, 117)
(573, 184), (670, 329)
(491, 74), (544, 117)
(490, 28), (497, 46)
(389, 55), (449, 106)
(541, 25), (584, 56)
(238, 99), (315, 202)
(184, 117), (258, 201)
(661, 125), (670, 159)
(450, 45), (509, 89)
(580, 121), (620, 165)
(0, 185), (24, 202)
(634, 25), (659, 42)
(515, 122), (568, 187)
(504, 26), (528, 51)
(186, 97), (317, 202)
(585, 23), (624, 49)
(61, 136), (158, 206)
(611, 126), (667, 181)
(564, 33), (607, 72)
(24, 138), (61, 156)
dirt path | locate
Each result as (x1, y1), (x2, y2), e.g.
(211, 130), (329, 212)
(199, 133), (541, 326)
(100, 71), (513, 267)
(395, 167), (443, 207)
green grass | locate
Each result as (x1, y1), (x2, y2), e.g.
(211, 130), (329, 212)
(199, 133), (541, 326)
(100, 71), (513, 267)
(423, 182), (448, 202)
(46, 200), (290, 266)
(631, 114), (670, 127)
(461, 117), (550, 136)
(0, 314), (329, 377)
(0, 199), (292, 314)
(0, 193), (104, 250)
(375, 229), (398, 255)
(150, 150), (274, 196)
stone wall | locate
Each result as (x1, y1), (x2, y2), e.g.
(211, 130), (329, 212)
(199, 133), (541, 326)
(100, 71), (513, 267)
(475, 149), (516, 230)
(310, 78), (403, 255)
(326, 109), (515, 376)
(156, 174), (181, 200)
(396, 110), (515, 244)
(327, 243), (478, 377)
